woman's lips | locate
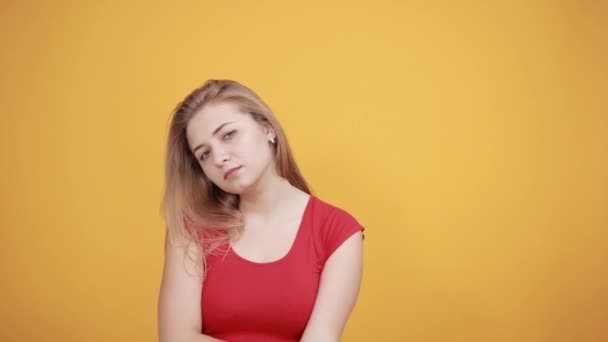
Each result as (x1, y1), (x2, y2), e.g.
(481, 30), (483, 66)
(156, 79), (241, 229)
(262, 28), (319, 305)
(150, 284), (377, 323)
(224, 166), (242, 180)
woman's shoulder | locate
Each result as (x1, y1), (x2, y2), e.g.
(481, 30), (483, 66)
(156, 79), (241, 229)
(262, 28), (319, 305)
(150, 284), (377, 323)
(306, 194), (365, 262)
(309, 194), (354, 212)
(308, 194), (363, 228)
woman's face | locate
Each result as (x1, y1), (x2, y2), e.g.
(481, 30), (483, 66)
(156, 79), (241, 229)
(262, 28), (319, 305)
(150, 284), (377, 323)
(186, 101), (276, 195)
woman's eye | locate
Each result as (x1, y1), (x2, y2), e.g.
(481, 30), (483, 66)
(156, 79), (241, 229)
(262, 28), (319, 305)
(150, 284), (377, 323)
(224, 130), (237, 139)
(200, 151), (209, 161)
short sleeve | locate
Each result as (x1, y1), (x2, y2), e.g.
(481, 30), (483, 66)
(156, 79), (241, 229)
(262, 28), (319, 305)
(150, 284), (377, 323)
(322, 208), (365, 263)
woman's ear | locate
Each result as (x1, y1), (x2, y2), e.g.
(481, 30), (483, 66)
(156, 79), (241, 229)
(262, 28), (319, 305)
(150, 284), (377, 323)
(263, 124), (277, 144)
(263, 124), (276, 139)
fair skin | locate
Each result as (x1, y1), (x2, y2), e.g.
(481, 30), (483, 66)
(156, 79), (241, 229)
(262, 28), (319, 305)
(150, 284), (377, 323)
(158, 101), (363, 342)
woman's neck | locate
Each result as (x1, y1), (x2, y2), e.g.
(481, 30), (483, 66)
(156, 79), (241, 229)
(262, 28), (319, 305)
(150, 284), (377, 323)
(238, 174), (297, 220)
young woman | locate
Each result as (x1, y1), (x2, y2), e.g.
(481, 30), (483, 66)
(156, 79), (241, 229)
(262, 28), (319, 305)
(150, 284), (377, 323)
(158, 79), (365, 342)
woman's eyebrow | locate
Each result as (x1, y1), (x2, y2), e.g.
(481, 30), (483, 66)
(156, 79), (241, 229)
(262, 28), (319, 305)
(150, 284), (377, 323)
(192, 121), (234, 153)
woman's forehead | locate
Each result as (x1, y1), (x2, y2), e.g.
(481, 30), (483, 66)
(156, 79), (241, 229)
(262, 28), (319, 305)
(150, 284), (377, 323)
(186, 102), (251, 147)
(190, 103), (251, 132)
(195, 101), (245, 122)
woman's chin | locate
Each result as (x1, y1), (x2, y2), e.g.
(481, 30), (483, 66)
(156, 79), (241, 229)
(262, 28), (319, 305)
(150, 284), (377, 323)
(222, 181), (253, 196)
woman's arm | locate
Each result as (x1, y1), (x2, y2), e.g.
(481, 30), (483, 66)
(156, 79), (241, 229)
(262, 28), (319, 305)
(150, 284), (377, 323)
(158, 232), (224, 342)
(300, 231), (364, 342)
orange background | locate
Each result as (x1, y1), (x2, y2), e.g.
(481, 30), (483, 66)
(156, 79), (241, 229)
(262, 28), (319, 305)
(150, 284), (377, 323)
(1, 1), (606, 341)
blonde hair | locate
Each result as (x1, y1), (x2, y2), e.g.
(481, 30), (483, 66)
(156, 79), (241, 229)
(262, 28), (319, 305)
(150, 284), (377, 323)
(161, 79), (311, 275)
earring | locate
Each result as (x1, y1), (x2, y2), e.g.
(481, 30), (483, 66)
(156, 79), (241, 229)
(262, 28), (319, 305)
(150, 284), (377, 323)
(268, 135), (276, 144)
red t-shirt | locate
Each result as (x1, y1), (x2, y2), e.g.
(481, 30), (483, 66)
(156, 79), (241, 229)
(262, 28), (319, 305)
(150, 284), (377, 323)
(200, 195), (365, 341)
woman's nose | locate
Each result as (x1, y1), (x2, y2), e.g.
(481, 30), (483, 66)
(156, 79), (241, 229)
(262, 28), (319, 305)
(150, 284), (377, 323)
(213, 148), (230, 166)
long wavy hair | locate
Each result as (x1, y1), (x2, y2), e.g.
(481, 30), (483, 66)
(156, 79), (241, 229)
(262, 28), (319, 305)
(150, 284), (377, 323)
(161, 79), (311, 276)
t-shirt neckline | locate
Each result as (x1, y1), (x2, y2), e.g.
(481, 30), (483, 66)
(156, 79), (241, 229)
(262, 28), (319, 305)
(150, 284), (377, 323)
(229, 194), (314, 266)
